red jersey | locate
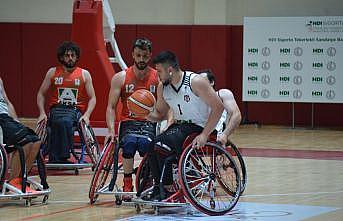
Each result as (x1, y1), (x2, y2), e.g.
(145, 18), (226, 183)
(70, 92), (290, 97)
(49, 66), (88, 113)
(120, 66), (158, 121)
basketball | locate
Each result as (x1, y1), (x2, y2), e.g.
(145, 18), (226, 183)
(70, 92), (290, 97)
(127, 89), (156, 117)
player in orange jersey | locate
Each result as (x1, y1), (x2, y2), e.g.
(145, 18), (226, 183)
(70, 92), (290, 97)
(37, 41), (96, 163)
(105, 38), (159, 201)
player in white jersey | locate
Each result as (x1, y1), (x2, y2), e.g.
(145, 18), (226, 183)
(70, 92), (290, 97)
(0, 77), (42, 192)
(146, 51), (224, 200)
(199, 70), (241, 145)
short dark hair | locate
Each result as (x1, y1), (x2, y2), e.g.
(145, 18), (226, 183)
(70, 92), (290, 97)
(57, 41), (80, 60)
(132, 38), (152, 52)
(197, 69), (215, 84)
(153, 50), (180, 70)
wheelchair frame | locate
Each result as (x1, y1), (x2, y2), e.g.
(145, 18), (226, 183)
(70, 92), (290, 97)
(89, 131), (244, 216)
(35, 119), (100, 175)
(0, 144), (50, 206)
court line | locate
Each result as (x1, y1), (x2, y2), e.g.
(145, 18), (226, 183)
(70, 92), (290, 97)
(242, 190), (343, 198)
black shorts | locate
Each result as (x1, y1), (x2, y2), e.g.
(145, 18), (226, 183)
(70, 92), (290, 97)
(154, 123), (203, 155)
(118, 120), (157, 144)
(0, 114), (40, 153)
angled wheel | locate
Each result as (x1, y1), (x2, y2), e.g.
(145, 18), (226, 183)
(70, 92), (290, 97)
(135, 155), (153, 198)
(179, 142), (241, 216)
(0, 145), (7, 187)
(89, 140), (115, 204)
(108, 142), (121, 191)
(80, 120), (100, 166)
(225, 141), (247, 193)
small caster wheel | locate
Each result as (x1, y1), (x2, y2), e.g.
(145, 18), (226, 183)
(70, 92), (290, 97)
(42, 195), (49, 204)
(25, 198), (32, 207)
(115, 197), (122, 206)
(154, 206), (160, 215)
(135, 204), (141, 213)
(75, 168), (79, 175)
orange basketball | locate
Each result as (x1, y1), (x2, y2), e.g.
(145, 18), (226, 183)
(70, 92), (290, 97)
(127, 89), (156, 117)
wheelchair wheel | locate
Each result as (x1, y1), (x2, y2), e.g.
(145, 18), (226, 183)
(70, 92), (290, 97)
(108, 142), (121, 192)
(81, 121), (100, 166)
(0, 145), (7, 187)
(179, 142), (241, 216)
(89, 140), (115, 204)
(226, 141), (247, 193)
(135, 155), (153, 199)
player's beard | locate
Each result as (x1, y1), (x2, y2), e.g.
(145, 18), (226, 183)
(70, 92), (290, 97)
(135, 61), (148, 70)
(60, 59), (77, 69)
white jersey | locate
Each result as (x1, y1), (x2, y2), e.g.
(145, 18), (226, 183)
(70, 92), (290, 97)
(163, 71), (210, 127)
(215, 110), (227, 133)
(0, 83), (9, 115)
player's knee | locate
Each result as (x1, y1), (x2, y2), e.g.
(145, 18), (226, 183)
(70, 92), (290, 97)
(121, 136), (137, 159)
(137, 138), (151, 156)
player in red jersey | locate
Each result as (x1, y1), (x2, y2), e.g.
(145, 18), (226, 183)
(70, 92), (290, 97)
(105, 38), (159, 201)
(37, 41), (96, 163)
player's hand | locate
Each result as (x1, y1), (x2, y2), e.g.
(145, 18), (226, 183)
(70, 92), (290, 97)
(192, 133), (208, 149)
(79, 115), (90, 125)
(217, 133), (228, 147)
(37, 113), (47, 125)
(104, 133), (115, 145)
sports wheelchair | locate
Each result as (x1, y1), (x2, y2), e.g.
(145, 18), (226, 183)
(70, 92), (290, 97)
(0, 127), (50, 206)
(35, 118), (100, 175)
(89, 132), (244, 216)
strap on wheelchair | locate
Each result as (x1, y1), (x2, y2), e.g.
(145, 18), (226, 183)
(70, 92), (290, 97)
(16, 145), (27, 193)
(36, 150), (49, 189)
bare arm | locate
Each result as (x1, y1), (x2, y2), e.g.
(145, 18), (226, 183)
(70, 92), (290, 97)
(147, 82), (170, 122)
(217, 89), (241, 144)
(192, 75), (224, 147)
(36, 68), (55, 123)
(106, 71), (125, 137)
(80, 70), (96, 124)
(0, 78), (18, 119)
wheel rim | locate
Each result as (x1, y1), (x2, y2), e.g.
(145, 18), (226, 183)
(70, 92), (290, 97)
(180, 143), (241, 215)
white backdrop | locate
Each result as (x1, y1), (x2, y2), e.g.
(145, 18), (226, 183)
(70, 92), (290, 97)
(243, 16), (343, 103)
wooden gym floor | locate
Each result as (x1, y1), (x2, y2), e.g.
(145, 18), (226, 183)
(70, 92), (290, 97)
(0, 120), (342, 221)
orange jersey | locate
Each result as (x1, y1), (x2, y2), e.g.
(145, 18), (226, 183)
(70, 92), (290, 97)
(49, 66), (88, 113)
(120, 66), (158, 121)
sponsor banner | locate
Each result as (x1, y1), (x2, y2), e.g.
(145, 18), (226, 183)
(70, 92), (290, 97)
(243, 16), (343, 103)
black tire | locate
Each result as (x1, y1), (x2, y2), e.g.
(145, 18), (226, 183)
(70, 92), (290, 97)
(88, 140), (115, 204)
(108, 142), (120, 191)
(226, 141), (247, 193)
(135, 155), (153, 198)
(81, 121), (100, 166)
(179, 142), (241, 216)
(0, 145), (7, 187)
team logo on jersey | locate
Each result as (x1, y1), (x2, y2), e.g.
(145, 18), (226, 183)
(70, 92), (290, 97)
(58, 87), (78, 106)
(150, 85), (156, 93)
(184, 95), (190, 102)
(75, 78), (81, 86)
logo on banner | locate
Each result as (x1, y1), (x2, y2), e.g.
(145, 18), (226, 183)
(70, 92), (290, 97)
(261, 75), (270, 84)
(293, 61), (303, 71)
(261, 61), (270, 70)
(293, 89), (302, 99)
(312, 62), (323, 69)
(280, 76), (290, 83)
(312, 91), (323, 97)
(327, 47), (336, 57)
(280, 62), (290, 69)
(312, 76), (323, 84)
(327, 61), (336, 71)
(261, 89), (270, 98)
(293, 76), (303, 85)
(262, 47), (271, 56)
(248, 75), (258, 82)
(248, 48), (258, 54)
(248, 62), (258, 69)
(279, 90), (290, 97)
(326, 90), (335, 99)
(312, 48), (324, 55)
(294, 47), (303, 56)
(326, 75), (336, 85)
(247, 90), (258, 96)
(280, 48), (291, 55)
